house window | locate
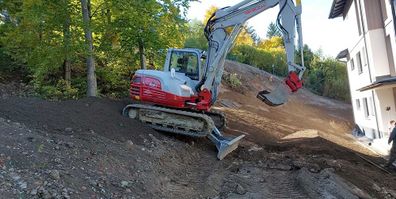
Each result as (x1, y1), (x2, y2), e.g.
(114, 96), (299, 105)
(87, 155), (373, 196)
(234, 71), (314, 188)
(350, 58), (355, 71)
(357, 52), (363, 74)
(354, 0), (362, 35)
(356, 99), (361, 110)
(362, 47), (367, 66)
(369, 97), (375, 116)
(363, 98), (370, 118)
(385, 35), (395, 75)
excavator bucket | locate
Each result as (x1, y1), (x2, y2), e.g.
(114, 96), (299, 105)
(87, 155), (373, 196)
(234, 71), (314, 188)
(208, 127), (245, 160)
(257, 83), (290, 106)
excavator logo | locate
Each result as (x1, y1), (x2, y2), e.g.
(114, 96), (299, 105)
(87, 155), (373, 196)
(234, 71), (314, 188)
(244, 4), (266, 15)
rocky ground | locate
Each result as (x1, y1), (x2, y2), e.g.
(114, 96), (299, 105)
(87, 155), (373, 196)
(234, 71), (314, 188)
(0, 61), (395, 198)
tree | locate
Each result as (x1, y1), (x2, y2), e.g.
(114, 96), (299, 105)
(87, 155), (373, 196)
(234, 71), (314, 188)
(203, 5), (256, 47)
(266, 22), (281, 38)
(80, 0), (97, 97)
(257, 36), (284, 50)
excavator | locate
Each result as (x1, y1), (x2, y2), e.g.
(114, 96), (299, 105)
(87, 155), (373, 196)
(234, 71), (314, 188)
(123, 0), (306, 160)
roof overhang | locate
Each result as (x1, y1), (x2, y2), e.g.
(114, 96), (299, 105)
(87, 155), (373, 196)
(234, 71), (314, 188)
(358, 76), (396, 92)
(336, 49), (349, 60)
(329, 0), (349, 19)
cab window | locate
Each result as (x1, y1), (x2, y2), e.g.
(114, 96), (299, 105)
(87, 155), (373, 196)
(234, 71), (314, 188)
(170, 51), (199, 80)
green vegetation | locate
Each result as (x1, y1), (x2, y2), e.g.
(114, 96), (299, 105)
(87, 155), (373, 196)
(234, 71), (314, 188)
(0, 0), (191, 99)
(0, 1), (350, 102)
(223, 73), (242, 89)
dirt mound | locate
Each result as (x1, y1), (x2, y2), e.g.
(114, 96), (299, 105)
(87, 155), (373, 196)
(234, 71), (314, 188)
(0, 97), (156, 144)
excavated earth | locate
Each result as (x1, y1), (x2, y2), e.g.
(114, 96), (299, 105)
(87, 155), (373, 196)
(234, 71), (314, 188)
(0, 61), (395, 198)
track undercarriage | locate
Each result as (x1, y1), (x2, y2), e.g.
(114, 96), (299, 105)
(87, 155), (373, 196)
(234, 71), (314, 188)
(122, 104), (245, 159)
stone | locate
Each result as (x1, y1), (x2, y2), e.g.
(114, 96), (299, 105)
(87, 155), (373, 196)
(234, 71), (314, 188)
(65, 142), (74, 148)
(121, 181), (130, 188)
(30, 188), (38, 195)
(126, 140), (134, 149)
(372, 183), (381, 192)
(19, 182), (27, 189)
(49, 170), (60, 180)
(65, 127), (73, 132)
(235, 184), (247, 195)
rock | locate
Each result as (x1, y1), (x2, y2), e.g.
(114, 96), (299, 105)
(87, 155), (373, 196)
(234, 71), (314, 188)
(235, 184), (247, 195)
(49, 170), (60, 180)
(19, 182), (27, 189)
(30, 188), (38, 195)
(121, 181), (131, 188)
(65, 142), (74, 148)
(372, 183), (382, 192)
(65, 127), (73, 132)
(126, 140), (134, 149)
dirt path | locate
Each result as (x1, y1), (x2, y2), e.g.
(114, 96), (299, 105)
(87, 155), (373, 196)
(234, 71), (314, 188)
(0, 61), (395, 198)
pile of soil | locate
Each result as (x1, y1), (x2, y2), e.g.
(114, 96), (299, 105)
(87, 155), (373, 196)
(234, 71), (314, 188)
(0, 97), (156, 144)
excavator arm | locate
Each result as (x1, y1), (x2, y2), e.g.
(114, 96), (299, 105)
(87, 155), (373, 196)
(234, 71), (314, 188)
(196, 0), (306, 107)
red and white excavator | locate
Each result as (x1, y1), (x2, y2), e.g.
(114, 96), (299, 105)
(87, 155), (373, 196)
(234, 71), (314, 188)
(123, 0), (306, 159)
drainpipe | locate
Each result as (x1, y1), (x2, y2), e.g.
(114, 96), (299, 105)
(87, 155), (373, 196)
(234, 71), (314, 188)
(392, 0), (396, 34)
(358, 0), (381, 138)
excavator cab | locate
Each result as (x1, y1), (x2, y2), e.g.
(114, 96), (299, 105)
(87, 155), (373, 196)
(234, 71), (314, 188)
(168, 50), (200, 81)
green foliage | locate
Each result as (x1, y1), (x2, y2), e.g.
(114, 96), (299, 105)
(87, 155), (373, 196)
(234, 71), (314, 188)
(0, 1), (350, 102)
(184, 20), (207, 50)
(266, 22), (281, 38)
(228, 45), (288, 77)
(0, 0), (193, 99)
(223, 73), (242, 89)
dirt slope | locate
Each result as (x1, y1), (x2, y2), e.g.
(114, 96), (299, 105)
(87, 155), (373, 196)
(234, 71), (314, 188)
(0, 61), (395, 198)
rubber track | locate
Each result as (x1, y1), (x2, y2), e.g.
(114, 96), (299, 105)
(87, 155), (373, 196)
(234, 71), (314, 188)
(205, 109), (226, 130)
(124, 104), (215, 137)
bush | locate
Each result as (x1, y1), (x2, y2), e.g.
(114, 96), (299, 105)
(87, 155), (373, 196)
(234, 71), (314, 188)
(228, 45), (288, 77)
(223, 72), (242, 90)
(38, 80), (79, 100)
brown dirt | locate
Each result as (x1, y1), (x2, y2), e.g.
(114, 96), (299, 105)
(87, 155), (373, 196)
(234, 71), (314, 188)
(0, 60), (395, 198)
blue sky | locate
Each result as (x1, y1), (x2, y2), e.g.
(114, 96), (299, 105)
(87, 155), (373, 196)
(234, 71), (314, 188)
(187, 0), (352, 57)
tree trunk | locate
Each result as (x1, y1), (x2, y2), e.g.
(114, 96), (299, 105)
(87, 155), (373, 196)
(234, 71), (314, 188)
(80, 0), (97, 97)
(63, 9), (71, 87)
(138, 38), (146, 70)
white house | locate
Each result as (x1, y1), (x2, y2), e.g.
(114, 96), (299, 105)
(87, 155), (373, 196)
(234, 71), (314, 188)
(329, 0), (396, 153)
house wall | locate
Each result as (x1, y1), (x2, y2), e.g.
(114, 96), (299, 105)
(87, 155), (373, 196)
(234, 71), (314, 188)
(375, 88), (396, 137)
(342, 0), (396, 139)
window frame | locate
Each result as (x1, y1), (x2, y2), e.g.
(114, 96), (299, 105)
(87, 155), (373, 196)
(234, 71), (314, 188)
(169, 51), (200, 80)
(357, 51), (363, 74)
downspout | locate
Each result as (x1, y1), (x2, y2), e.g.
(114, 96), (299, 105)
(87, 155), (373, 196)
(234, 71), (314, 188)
(391, 0), (396, 33)
(358, 0), (381, 138)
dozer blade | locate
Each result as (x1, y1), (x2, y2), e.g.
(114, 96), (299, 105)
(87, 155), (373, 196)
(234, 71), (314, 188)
(257, 83), (290, 106)
(208, 127), (245, 160)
